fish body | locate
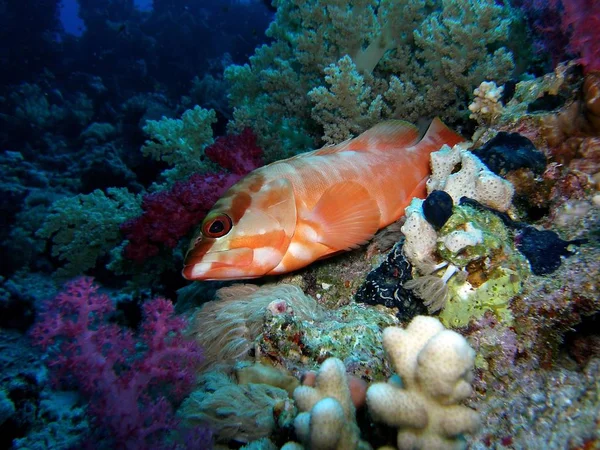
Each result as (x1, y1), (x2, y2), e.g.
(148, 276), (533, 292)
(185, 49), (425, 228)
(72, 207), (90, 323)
(183, 118), (464, 280)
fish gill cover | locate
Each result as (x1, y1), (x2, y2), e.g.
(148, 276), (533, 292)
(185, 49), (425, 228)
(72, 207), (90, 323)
(0, 0), (599, 449)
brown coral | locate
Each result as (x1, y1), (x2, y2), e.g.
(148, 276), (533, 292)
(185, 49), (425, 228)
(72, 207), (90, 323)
(537, 72), (600, 152)
(583, 72), (600, 132)
(568, 137), (600, 175)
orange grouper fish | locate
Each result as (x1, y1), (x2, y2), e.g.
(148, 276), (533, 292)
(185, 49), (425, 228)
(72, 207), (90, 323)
(182, 118), (464, 280)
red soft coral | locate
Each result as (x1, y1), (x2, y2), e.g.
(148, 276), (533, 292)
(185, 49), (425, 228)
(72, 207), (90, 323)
(121, 128), (263, 262)
(121, 172), (238, 262)
(204, 127), (264, 174)
(557, 0), (600, 73)
(31, 277), (209, 449)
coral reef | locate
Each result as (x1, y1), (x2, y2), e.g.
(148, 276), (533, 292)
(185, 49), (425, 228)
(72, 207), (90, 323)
(37, 188), (141, 277)
(188, 284), (324, 370)
(471, 132), (546, 176)
(308, 55), (384, 144)
(355, 240), (427, 322)
(470, 358), (600, 450)
(2, 0), (600, 449)
(468, 81), (505, 125)
(0, 329), (76, 449)
(235, 362), (300, 396)
(557, 0), (600, 73)
(514, 226), (584, 275)
(426, 143), (515, 212)
(120, 173), (236, 263)
(141, 105), (217, 183)
(30, 278), (207, 449)
(583, 73), (600, 132)
(401, 196), (532, 327)
(422, 190), (454, 230)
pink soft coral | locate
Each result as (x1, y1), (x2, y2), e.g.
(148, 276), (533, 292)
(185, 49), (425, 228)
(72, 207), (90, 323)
(204, 127), (263, 174)
(557, 0), (600, 73)
(31, 277), (209, 449)
(121, 128), (263, 262)
(121, 172), (238, 262)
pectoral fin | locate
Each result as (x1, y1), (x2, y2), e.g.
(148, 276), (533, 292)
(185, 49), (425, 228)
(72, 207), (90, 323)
(307, 181), (380, 250)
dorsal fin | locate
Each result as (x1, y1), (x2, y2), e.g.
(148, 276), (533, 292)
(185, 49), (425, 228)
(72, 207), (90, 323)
(311, 120), (421, 156)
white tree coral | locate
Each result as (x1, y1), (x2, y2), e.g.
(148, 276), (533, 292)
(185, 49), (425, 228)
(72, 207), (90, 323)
(427, 143), (515, 212)
(366, 316), (480, 450)
(468, 81), (505, 124)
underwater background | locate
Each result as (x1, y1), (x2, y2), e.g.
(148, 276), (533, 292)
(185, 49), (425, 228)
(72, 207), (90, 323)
(0, 0), (599, 449)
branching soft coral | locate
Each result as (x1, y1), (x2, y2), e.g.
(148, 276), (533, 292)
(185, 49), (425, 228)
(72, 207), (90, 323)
(30, 277), (210, 449)
(37, 187), (141, 277)
(122, 129), (263, 262)
(204, 127), (264, 174)
(308, 55), (385, 144)
(521, 0), (600, 73)
(141, 105), (217, 182)
(558, 0), (600, 73)
(227, 0), (516, 151)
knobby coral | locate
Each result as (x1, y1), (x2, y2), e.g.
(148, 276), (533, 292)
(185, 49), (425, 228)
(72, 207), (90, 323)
(282, 358), (369, 450)
(367, 316), (480, 449)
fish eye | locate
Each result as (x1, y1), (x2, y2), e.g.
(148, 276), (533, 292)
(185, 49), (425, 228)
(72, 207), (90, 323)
(202, 214), (233, 238)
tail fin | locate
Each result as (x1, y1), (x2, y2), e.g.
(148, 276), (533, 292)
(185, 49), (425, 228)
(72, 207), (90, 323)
(420, 117), (465, 149)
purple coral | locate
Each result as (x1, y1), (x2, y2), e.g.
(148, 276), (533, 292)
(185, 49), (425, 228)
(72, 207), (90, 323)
(558, 0), (600, 73)
(518, 0), (600, 72)
(204, 127), (264, 175)
(30, 277), (210, 449)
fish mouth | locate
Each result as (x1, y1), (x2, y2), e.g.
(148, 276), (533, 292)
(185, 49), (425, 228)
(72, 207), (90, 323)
(182, 247), (254, 280)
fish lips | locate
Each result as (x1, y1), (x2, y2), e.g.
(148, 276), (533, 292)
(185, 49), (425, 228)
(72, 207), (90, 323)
(182, 247), (255, 280)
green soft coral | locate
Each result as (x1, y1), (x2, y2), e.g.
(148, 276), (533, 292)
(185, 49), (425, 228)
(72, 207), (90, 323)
(225, 0), (395, 158)
(407, 0), (514, 116)
(37, 188), (141, 278)
(141, 105), (216, 182)
(308, 55), (385, 144)
(225, 44), (316, 161)
(226, 0), (516, 155)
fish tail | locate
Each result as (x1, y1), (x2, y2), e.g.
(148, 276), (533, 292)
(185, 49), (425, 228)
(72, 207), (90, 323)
(421, 117), (465, 149)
